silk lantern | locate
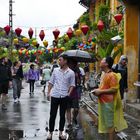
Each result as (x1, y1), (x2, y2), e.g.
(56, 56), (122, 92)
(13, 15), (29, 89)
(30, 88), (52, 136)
(75, 29), (82, 36)
(39, 30), (45, 41)
(81, 25), (89, 35)
(23, 38), (29, 43)
(66, 27), (73, 39)
(13, 38), (18, 45)
(43, 40), (48, 47)
(97, 20), (104, 32)
(28, 28), (34, 39)
(15, 28), (22, 37)
(4, 25), (10, 35)
(114, 14), (123, 24)
(53, 29), (60, 40)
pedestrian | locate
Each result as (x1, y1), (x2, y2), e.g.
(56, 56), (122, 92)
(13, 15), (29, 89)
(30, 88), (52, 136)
(92, 56), (128, 140)
(50, 60), (59, 75)
(27, 64), (38, 96)
(112, 55), (128, 100)
(42, 65), (51, 95)
(66, 60), (82, 129)
(0, 57), (12, 110)
(12, 61), (23, 103)
(46, 54), (75, 140)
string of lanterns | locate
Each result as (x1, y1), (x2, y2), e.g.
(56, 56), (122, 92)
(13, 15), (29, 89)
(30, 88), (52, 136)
(1, 13), (123, 58)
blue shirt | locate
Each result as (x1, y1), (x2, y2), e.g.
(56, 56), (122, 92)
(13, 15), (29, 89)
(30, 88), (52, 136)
(49, 67), (75, 98)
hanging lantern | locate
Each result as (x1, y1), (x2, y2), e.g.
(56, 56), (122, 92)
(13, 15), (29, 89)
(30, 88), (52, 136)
(32, 40), (37, 46)
(43, 40), (48, 47)
(3, 48), (8, 53)
(15, 28), (22, 37)
(61, 47), (65, 51)
(12, 49), (17, 54)
(81, 25), (89, 35)
(64, 35), (69, 41)
(39, 30), (45, 41)
(13, 38), (18, 45)
(28, 28), (34, 39)
(23, 37), (29, 43)
(4, 25), (10, 35)
(114, 14), (123, 24)
(26, 51), (29, 56)
(66, 27), (73, 39)
(97, 20), (104, 32)
(53, 29), (60, 40)
(75, 29), (82, 36)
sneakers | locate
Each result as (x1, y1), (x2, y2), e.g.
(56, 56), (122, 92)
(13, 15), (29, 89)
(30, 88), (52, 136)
(47, 133), (52, 140)
(14, 98), (20, 103)
(1, 104), (7, 110)
(14, 98), (18, 103)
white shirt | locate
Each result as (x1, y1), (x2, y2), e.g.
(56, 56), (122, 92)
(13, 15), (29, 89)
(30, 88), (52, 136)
(79, 67), (85, 76)
(49, 67), (75, 98)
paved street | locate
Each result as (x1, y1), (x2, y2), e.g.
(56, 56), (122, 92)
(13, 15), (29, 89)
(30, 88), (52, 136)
(0, 81), (140, 140)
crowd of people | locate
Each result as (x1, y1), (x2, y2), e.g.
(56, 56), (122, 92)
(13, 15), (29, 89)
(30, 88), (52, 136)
(0, 54), (128, 140)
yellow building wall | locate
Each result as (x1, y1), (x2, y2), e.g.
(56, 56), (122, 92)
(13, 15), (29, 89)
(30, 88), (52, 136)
(124, 4), (139, 101)
(87, 0), (139, 101)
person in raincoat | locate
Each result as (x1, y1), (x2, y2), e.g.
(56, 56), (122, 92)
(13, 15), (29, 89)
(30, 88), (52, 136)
(92, 56), (128, 140)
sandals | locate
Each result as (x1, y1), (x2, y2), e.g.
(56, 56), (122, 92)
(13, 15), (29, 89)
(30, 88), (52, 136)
(47, 133), (52, 140)
(59, 134), (67, 140)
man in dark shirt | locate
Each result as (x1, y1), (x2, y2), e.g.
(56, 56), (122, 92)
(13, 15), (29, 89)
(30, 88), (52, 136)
(112, 55), (128, 99)
(0, 57), (12, 110)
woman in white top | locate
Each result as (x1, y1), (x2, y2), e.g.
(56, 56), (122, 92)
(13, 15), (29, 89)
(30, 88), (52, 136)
(42, 65), (51, 94)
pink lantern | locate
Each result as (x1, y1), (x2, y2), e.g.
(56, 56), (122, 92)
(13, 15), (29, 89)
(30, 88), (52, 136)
(81, 25), (89, 35)
(97, 20), (104, 32)
(39, 30), (45, 41)
(53, 29), (60, 40)
(15, 28), (22, 37)
(66, 27), (73, 39)
(114, 14), (123, 24)
(28, 28), (34, 39)
(4, 25), (10, 35)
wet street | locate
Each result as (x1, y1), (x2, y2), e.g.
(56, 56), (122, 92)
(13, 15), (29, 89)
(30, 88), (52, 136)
(0, 81), (85, 140)
(0, 81), (140, 140)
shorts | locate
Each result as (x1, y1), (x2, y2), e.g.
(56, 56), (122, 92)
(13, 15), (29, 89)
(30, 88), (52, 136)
(67, 97), (79, 109)
(0, 82), (9, 94)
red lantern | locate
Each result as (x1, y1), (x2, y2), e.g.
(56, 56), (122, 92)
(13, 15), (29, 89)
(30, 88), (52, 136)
(81, 25), (89, 35)
(66, 27), (73, 39)
(15, 28), (22, 37)
(28, 28), (34, 39)
(4, 25), (10, 35)
(53, 29), (60, 40)
(39, 30), (45, 41)
(97, 20), (104, 32)
(114, 14), (123, 24)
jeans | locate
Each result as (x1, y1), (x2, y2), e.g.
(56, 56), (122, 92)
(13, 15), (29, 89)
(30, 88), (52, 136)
(29, 79), (35, 93)
(13, 79), (22, 99)
(49, 96), (68, 132)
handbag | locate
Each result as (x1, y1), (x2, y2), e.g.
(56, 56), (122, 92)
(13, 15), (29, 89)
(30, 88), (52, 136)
(40, 80), (46, 85)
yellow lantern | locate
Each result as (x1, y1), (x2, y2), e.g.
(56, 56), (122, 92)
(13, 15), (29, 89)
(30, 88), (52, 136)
(75, 29), (82, 36)
(43, 40), (48, 47)
(61, 47), (65, 51)
(64, 35), (69, 41)
(91, 42), (96, 47)
(32, 40), (37, 46)
(13, 38), (18, 45)
(23, 37), (29, 43)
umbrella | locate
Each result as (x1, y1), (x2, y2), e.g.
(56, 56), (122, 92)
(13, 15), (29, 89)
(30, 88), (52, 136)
(60, 50), (96, 62)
